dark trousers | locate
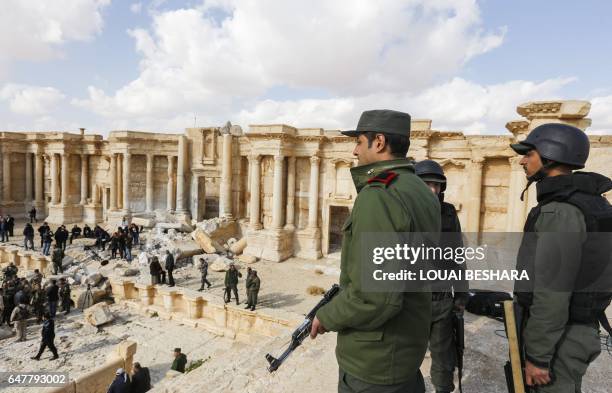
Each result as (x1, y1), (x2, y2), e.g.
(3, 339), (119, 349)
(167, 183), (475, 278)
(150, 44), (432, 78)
(167, 269), (175, 286)
(48, 301), (57, 318)
(61, 299), (71, 314)
(338, 369), (425, 393)
(1, 307), (14, 326)
(224, 286), (239, 304)
(200, 275), (211, 289)
(35, 338), (58, 358)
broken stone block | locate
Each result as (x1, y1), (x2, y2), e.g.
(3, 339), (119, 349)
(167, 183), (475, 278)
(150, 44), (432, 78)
(210, 256), (241, 272)
(191, 229), (224, 253)
(84, 303), (115, 327)
(195, 217), (238, 244)
(172, 240), (204, 258)
(71, 238), (97, 247)
(236, 254), (257, 264)
(229, 238), (247, 255)
(86, 272), (103, 286)
(61, 255), (75, 268)
(123, 268), (139, 277)
(131, 217), (155, 228)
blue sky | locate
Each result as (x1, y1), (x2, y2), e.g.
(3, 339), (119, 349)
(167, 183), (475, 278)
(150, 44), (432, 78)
(1, 0), (611, 135)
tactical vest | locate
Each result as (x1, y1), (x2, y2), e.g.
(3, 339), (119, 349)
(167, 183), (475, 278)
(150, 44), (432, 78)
(515, 173), (612, 325)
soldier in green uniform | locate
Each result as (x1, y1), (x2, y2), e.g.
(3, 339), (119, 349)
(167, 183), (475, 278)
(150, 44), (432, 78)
(511, 123), (612, 392)
(311, 110), (441, 393)
(224, 263), (242, 305)
(52, 244), (64, 274)
(246, 270), (260, 311)
(244, 267), (253, 308)
(415, 160), (467, 393)
(171, 348), (187, 373)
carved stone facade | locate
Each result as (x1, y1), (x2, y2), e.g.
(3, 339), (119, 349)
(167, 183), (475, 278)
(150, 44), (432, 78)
(1, 100), (610, 261)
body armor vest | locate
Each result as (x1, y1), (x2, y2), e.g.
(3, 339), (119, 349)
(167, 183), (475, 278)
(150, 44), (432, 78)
(515, 172), (612, 325)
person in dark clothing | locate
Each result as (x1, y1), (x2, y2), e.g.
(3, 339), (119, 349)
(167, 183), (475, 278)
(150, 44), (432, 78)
(55, 226), (69, 251)
(131, 362), (152, 393)
(124, 234), (133, 262)
(149, 256), (164, 285)
(107, 368), (131, 393)
(224, 263), (242, 305)
(165, 250), (175, 287)
(83, 224), (92, 238)
(46, 280), (59, 318)
(52, 244), (64, 274)
(117, 228), (126, 259)
(69, 225), (82, 244)
(30, 283), (45, 324)
(0, 217), (8, 242)
(6, 215), (14, 237)
(42, 229), (53, 256)
(1, 285), (16, 327)
(171, 348), (187, 373)
(129, 224), (140, 245)
(29, 207), (37, 223)
(23, 223), (35, 250)
(110, 232), (120, 259)
(31, 312), (59, 360)
(58, 278), (71, 315)
(198, 258), (212, 291)
(38, 222), (50, 248)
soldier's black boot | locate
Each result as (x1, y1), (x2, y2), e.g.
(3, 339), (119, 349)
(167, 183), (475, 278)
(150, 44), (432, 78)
(250, 306), (255, 311)
(244, 304), (251, 309)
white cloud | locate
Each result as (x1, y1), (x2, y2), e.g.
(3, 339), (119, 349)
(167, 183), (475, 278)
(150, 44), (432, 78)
(0, 0), (110, 77)
(130, 2), (142, 14)
(1, 84), (66, 116)
(237, 77), (575, 134)
(75, 0), (505, 126)
(589, 95), (612, 133)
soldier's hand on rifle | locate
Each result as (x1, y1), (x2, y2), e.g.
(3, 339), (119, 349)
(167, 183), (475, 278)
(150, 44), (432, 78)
(310, 316), (327, 339)
(524, 360), (551, 386)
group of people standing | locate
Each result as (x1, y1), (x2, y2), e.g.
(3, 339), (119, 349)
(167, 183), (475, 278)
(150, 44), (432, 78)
(0, 214), (15, 242)
(1, 264), (68, 361)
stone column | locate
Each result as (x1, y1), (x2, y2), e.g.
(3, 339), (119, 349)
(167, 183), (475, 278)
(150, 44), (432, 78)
(284, 156), (296, 230)
(2, 152), (11, 202)
(25, 153), (33, 202)
(80, 154), (88, 205)
(272, 155), (285, 229)
(249, 154), (262, 229)
(122, 153), (131, 212)
(466, 158), (484, 232)
(109, 154), (117, 210)
(35, 153), (44, 206)
(61, 153), (69, 205)
(167, 156), (175, 212)
(145, 154), (154, 213)
(176, 136), (187, 213)
(50, 154), (59, 204)
(219, 133), (233, 219)
(505, 156), (528, 232)
(307, 155), (321, 229)
(117, 154), (123, 210)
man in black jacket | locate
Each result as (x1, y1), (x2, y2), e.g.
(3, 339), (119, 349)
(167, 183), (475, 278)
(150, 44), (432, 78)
(23, 223), (35, 250)
(38, 222), (50, 248)
(131, 362), (152, 393)
(46, 279), (59, 318)
(69, 224), (82, 244)
(31, 312), (59, 360)
(165, 250), (175, 287)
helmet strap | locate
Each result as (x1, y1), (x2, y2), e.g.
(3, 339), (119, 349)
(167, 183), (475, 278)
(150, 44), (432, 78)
(519, 159), (556, 201)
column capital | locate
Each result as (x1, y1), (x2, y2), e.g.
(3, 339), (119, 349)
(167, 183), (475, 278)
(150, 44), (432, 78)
(310, 155), (320, 165)
(471, 157), (485, 165)
(274, 154), (284, 162)
(248, 153), (261, 163)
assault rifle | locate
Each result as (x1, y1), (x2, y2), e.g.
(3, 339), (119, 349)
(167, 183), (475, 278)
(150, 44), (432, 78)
(266, 284), (340, 372)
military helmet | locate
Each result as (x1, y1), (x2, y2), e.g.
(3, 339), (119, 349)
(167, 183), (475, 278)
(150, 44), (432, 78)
(510, 123), (590, 169)
(415, 160), (446, 192)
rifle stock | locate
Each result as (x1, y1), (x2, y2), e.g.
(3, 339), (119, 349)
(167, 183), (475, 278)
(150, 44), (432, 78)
(503, 300), (526, 393)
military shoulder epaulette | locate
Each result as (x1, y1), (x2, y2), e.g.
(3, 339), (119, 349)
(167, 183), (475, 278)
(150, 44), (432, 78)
(367, 171), (398, 187)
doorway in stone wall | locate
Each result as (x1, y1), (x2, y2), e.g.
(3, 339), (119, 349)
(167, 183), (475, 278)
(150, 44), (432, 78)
(328, 205), (350, 253)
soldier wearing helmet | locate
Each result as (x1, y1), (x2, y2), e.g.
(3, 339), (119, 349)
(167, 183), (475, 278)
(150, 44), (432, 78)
(415, 159), (467, 393)
(511, 123), (612, 391)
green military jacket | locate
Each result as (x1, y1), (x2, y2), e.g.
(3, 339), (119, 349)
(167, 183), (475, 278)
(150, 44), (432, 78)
(171, 353), (187, 373)
(52, 249), (64, 265)
(248, 276), (261, 292)
(316, 159), (441, 385)
(524, 201), (587, 367)
(224, 268), (241, 287)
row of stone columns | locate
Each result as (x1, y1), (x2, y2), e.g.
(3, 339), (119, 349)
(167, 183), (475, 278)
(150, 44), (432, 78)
(107, 152), (183, 214)
(247, 154), (321, 231)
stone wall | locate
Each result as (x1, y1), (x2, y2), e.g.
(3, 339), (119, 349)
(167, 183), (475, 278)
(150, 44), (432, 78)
(47, 341), (137, 393)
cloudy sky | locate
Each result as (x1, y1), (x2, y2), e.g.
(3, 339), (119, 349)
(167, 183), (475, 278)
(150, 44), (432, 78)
(1, 0), (611, 136)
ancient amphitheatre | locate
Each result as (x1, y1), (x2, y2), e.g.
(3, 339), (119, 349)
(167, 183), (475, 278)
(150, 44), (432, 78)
(0, 99), (610, 393)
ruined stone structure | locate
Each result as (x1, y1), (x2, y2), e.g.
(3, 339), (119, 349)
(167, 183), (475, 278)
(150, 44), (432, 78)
(1, 100), (610, 262)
